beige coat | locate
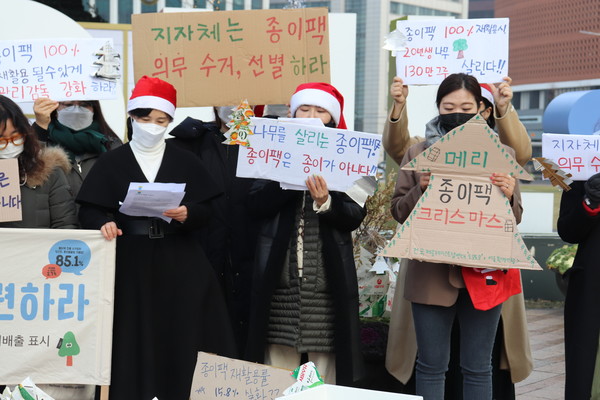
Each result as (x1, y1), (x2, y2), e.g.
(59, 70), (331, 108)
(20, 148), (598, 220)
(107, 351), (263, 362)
(383, 106), (534, 384)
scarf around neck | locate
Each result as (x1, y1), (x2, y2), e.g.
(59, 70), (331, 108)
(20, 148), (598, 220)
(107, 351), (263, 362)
(48, 120), (107, 162)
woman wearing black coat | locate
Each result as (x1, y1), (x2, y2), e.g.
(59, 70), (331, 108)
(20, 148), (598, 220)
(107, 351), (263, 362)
(557, 174), (600, 399)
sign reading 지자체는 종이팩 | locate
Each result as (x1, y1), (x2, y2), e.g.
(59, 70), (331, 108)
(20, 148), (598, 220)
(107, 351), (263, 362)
(542, 133), (600, 181)
(392, 18), (509, 85)
(131, 8), (330, 107)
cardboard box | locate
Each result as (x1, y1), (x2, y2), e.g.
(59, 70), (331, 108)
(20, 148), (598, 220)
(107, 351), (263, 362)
(275, 384), (423, 400)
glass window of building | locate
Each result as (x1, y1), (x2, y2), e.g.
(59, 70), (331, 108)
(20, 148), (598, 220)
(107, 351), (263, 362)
(529, 91), (540, 109)
(233, 0), (244, 9)
(252, 0), (264, 8)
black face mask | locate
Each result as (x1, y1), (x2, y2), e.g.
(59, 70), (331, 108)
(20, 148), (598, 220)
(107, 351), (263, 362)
(438, 112), (476, 132)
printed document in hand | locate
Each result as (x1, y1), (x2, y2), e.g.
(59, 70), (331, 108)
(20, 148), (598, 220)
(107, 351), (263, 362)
(119, 182), (186, 222)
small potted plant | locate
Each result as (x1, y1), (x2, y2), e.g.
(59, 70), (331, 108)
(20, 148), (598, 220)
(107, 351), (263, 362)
(545, 244), (578, 296)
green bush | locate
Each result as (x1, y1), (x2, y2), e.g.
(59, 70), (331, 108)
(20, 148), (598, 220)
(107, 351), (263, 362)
(546, 244), (578, 275)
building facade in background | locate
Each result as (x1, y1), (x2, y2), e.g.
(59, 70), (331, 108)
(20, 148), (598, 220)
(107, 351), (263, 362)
(76, 0), (466, 135)
(496, 0), (600, 150)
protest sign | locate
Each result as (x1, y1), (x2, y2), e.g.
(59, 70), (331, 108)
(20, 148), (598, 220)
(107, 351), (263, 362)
(392, 18), (509, 85)
(131, 8), (330, 106)
(541, 133), (600, 180)
(0, 158), (22, 223)
(190, 352), (295, 400)
(0, 38), (119, 102)
(235, 118), (382, 192)
(381, 115), (541, 270)
(0, 228), (116, 385)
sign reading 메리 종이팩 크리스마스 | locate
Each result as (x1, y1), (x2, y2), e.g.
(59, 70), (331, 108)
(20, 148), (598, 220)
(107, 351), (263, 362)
(131, 8), (330, 107)
(381, 115), (541, 271)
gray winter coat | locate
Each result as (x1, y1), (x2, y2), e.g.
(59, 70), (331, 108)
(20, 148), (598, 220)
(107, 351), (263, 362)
(0, 147), (78, 229)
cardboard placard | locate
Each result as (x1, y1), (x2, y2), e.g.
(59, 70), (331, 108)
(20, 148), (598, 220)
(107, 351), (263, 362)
(0, 38), (119, 102)
(393, 18), (509, 85)
(132, 8), (330, 107)
(381, 115), (541, 271)
(0, 158), (22, 223)
(542, 133), (600, 180)
(0, 228), (116, 385)
(190, 352), (295, 400)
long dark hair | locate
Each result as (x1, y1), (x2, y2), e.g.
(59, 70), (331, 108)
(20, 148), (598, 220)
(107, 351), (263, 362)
(435, 73), (483, 110)
(52, 100), (120, 149)
(0, 95), (43, 179)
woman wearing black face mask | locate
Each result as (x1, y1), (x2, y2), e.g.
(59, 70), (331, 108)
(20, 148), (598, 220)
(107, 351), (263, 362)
(384, 73), (531, 400)
(383, 75), (530, 167)
(32, 98), (122, 199)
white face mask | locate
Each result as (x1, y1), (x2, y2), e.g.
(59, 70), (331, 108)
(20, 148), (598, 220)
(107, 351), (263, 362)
(57, 106), (94, 131)
(131, 119), (167, 148)
(0, 141), (24, 159)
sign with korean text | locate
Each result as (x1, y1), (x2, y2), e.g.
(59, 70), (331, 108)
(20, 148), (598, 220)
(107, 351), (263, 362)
(0, 38), (119, 102)
(0, 158), (22, 223)
(236, 118), (382, 192)
(191, 352), (295, 400)
(542, 133), (600, 180)
(132, 8), (330, 107)
(393, 18), (509, 85)
(0, 228), (116, 385)
(382, 116), (541, 270)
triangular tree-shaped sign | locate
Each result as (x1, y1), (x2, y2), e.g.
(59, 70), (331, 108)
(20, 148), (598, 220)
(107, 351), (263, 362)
(381, 115), (542, 270)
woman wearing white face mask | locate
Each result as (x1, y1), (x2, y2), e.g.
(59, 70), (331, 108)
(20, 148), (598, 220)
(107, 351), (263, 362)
(0, 95), (77, 229)
(76, 76), (236, 400)
(32, 98), (122, 198)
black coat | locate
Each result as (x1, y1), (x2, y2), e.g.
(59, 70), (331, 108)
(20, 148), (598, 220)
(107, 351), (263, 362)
(76, 142), (236, 400)
(245, 179), (366, 385)
(169, 117), (259, 355)
(557, 180), (600, 400)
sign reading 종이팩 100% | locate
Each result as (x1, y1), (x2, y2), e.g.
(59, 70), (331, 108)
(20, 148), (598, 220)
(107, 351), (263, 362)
(0, 38), (120, 102)
(393, 18), (509, 85)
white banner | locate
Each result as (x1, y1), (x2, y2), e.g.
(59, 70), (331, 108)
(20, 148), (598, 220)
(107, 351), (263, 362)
(236, 118), (382, 191)
(542, 133), (600, 180)
(0, 228), (116, 385)
(393, 18), (509, 85)
(0, 38), (120, 102)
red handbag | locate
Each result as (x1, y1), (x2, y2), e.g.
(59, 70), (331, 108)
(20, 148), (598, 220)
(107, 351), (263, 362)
(461, 267), (522, 311)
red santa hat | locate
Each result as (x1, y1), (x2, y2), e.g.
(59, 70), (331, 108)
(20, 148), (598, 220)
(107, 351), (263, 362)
(480, 83), (495, 106)
(127, 75), (177, 118)
(290, 82), (347, 129)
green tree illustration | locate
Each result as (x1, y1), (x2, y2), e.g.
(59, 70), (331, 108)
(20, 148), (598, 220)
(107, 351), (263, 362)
(58, 331), (80, 366)
(453, 39), (468, 59)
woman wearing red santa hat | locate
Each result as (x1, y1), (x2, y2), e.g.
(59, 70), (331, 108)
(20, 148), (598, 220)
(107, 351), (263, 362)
(77, 76), (236, 400)
(245, 82), (366, 385)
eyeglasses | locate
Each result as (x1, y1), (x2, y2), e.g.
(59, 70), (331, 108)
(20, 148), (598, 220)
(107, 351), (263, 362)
(0, 134), (25, 150)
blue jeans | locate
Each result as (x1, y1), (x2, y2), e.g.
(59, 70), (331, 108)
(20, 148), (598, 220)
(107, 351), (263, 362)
(411, 290), (502, 400)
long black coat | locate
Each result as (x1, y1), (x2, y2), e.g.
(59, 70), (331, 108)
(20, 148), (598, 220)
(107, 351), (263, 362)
(169, 117), (258, 355)
(245, 179), (366, 385)
(557, 180), (600, 400)
(77, 142), (236, 400)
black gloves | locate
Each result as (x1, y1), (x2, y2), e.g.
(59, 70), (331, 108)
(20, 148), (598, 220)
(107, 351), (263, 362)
(584, 172), (600, 209)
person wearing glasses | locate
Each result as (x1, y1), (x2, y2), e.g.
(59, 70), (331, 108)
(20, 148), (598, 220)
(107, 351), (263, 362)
(32, 98), (122, 198)
(0, 95), (77, 228)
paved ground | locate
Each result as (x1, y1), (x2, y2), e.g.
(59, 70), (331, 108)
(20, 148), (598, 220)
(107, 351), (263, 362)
(515, 307), (565, 399)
